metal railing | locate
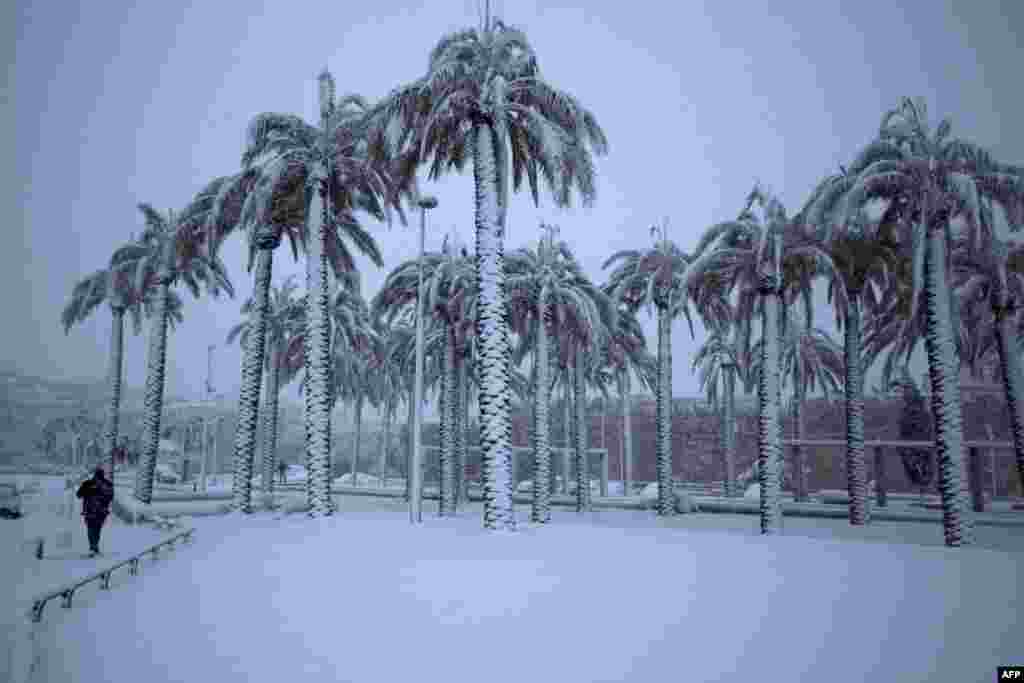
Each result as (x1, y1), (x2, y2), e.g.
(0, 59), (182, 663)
(27, 527), (196, 623)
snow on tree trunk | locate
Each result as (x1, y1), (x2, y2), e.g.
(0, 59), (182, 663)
(922, 212), (973, 546)
(621, 372), (633, 496)
(439, 326), (457, 515)
(843, 293), (870, 525)
(473, 120), (514, 531)
(722, 363), (737, 498)
(573, 344), (591, 513)
(305, 167), (334, 518)
(655, 305), (674, 516)
(405, 392), (415, 503)
(303, 374), (312, 504)
(261, 346), (282, 497)
(777, 314), (786, 493)
(532, 300), (552, 523)
(231, 243), (275, 514)
(104, 307), (125, 476)
(756, 274), (783, 534)
(377, 402), (388, 488)
(352, 397), (364, 488)
(792, 390), (807, 502)
(994, 304), (1024, 501)
(565, 385), (573, 491)
(135, 279), (171, 504)
(600, 395), (608, 497)
(454, 352), (467, 507)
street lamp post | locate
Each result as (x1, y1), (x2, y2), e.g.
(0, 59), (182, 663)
(199, 344), (215, 492)
(410, 194), (438, 524)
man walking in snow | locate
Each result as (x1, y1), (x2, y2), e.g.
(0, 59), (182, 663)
(77, 466), (114, 557)
(278, 460), (287, 484)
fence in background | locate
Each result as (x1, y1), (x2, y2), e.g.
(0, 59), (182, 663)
(783, 438), (1020, 511)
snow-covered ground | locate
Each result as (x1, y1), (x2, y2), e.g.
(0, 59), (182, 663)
(4, 485), (1020, 683)
(1, 475), (172, 682)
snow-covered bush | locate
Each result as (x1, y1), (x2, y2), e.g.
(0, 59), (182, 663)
(154, 463), (179, 484)
(673, 489), (700, 513)
(334, 473), (382, 487)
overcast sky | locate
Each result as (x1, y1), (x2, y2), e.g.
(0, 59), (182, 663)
(4, 0), (1023, 411)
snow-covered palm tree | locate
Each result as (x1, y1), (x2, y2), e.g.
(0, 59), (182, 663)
(367, 323), (404, 487)
(374, 238), (476, 515)
(692, 186), (832, 533)
(818, 97), (1024, 546)
(599, 305), (656, 497)
(507, 224), (615, 519)
(335, 343), (378, 487)
(747, 312), (844, 501)
(370, 16), (608, 530)
(61, 245), (184, 475)
(275, 272), (378, 510)
(217, 72), (404, 517)
(953, 197), (1024, 495)
(226, 276), (305, 498)
(692, 325), (744, 497)
(118, 197), (233, 504)
(202, 165), (305, 514)
(604, 219), (727, 516)
(805, 168), (901, 523)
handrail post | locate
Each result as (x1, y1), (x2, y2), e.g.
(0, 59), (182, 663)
(873, 446), (887, 508)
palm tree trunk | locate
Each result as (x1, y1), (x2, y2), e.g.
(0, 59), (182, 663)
(104, 306), (125, 476)
(777, 313), (786, 494)
(261, 346), (282, 498)
(600, 394), (608, 497)
(405, 392), (414, 503)
(562, 383), (571, 493)
(573, 344), (590, 512)
(231, 244), (275, 514)
(874, 446), (888, 508)
(134, 279), (171, 505)
(303, 374), (312, 505)
(352, 397), (364, 487)
(305, 168), (334, 517)
(922, 210), (973, 546)
(792, 389), (807, 502)
(722, 363), (737, 498)
(655, 305), (674, 516)
(532, 304), (552, 523)
(440, 326), (458, 515)
(377, 402), (388, 488)
(473, 120), (514, 531)
(454, 351), (467, 507)
(756, 276), (783, 533)
(843, 293), (870, 525)
(994, 305), (1024, 500)
(621, 372), (633, 496)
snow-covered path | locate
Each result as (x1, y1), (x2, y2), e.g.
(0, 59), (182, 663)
(24, 499), (1024, 683)
(1, 475), (169, 683)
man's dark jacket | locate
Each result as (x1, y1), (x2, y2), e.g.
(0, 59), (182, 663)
(77, 475), (114, 519)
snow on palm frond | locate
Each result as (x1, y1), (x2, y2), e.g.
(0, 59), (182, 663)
(242, 113), (319, 168)
(60, 269), (109, 334)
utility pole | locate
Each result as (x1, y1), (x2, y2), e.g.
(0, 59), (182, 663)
(410, 194), (438, 524)
(199, 344), (216, 490)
